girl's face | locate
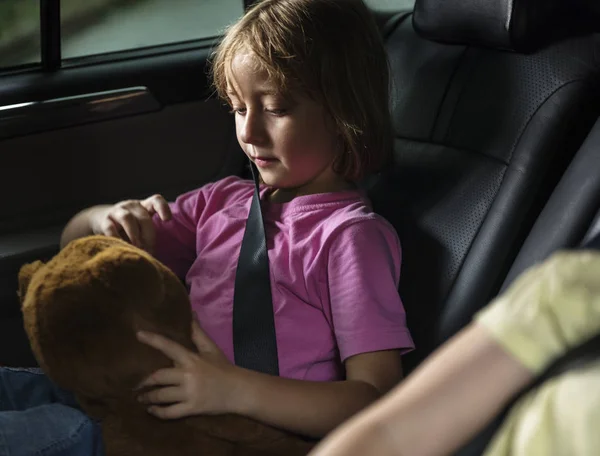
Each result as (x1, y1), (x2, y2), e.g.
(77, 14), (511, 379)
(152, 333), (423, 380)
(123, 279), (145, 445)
(227, 52), (352, 201)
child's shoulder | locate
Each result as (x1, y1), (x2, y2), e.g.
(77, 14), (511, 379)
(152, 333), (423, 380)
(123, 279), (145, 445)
(327, 196), (398, 236)
(186, 175), (254, 205)
(172, 176), (253, 221)
(209, 175), (254, 194)
(310, 195), (401, 254)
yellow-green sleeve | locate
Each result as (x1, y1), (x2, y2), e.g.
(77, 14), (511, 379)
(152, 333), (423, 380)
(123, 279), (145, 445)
(484, 362), (600, 456)
(474, 250), (600, 373)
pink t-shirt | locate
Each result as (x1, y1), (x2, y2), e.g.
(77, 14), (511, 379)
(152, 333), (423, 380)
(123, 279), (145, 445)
(153, 176), (414, 381)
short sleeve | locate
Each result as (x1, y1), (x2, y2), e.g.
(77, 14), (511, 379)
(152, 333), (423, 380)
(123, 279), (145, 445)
(327, 220), (415, 362)
(153, 186), (210, 280)
(484, 363), (600, 456)
(475, 250), (600, 374)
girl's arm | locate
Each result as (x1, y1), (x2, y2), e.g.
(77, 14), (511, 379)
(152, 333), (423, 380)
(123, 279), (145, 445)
(136, 220), (411, 438)
(310, 322), (533, 456)
(60, 195), (172, 251)
(60, 205), (111, 248)
(136, 323), (403, 438)
(231, 349), (403, 438)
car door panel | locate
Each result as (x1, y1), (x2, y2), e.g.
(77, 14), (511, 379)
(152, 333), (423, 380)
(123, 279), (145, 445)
(0, 44), (244, 366)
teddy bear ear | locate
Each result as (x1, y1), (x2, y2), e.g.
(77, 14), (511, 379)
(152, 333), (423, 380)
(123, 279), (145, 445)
(17, 260), (45, 305)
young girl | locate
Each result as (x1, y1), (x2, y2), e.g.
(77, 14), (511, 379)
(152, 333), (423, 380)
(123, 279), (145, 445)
(0, 0), (414, 453)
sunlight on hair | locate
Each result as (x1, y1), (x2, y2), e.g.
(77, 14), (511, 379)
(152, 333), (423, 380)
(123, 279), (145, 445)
(211, 0), (393, 182)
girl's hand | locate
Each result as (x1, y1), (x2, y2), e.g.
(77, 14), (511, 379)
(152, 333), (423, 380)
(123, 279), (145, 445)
(135, 321), (240, 419)
(89, 194), (172, 253)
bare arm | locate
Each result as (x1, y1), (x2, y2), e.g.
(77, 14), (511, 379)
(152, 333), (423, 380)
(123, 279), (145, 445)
(60, 195), (171, 251)
(310, 323), (533, 456)
(230, 350), (403, 438)
(137, 325), (404, 438)
(60, 205), (111, 248)
(311, 251), (600, 456)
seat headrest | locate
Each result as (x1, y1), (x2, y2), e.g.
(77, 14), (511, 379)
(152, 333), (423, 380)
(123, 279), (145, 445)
(413, 0), (591, 52)
(573, 0), (600, 30)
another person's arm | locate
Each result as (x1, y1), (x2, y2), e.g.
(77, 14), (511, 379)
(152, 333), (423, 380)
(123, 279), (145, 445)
(310, 250), (600, 456)
(309, 323), (532, 456)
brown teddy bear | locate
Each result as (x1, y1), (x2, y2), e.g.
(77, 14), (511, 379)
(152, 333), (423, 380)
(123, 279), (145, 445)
(17, 235), (315, 456)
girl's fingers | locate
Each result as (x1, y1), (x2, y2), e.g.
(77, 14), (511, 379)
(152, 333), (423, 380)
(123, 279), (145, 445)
(142, 195), (172, 222)
(135, 368), (182, 390)
(128, 205), (156, 252)
(99, 217), (121, 239)
(137, 331), (193, 367)
(138, 386), (185, 405)
(110, 207), (142, 247)
(147, 402), (193, 420)
(191, 320), (217, 353)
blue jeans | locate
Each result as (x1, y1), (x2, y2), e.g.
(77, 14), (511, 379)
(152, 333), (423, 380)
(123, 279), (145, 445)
(0, 367), (104, 456)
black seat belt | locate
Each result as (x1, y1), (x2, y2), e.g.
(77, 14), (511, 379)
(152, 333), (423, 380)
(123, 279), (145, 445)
(458, 231), (600, 456)
(232, 160), (279, 376)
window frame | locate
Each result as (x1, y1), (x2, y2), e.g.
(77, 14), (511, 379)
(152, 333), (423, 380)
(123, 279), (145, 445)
(4, 0), (251, 74)
(3, 0), (407, 74)
(40, 0), (61, 71)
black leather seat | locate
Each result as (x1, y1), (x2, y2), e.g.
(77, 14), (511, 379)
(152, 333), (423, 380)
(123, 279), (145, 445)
(371, 0), (600, 371)
(457, 117), (600, 456)
(500, 117), (600, 290)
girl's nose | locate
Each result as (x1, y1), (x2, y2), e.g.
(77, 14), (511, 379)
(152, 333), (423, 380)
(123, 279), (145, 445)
(239, 111), (265, 146)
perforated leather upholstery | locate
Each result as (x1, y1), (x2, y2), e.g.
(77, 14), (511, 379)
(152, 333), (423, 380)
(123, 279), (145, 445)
(371, 6), (600, 371)
(501, 118), (600, 290)
(457, 118), (600, 456)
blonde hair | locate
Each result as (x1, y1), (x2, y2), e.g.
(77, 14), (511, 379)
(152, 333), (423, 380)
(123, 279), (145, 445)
(211, 0), (393, 182)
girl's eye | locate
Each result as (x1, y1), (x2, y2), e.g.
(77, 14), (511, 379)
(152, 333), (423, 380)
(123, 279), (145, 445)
(267, 108), (288, 116)
(230, 107), (246, 115)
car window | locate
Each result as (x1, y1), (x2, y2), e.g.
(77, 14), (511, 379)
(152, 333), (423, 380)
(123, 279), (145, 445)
(0, 0), (244, 69)
(61, 0), (244, 61)
(0, 0), (413, 70)
(365, 0), (415, 12)
(0, 1), (41, 68)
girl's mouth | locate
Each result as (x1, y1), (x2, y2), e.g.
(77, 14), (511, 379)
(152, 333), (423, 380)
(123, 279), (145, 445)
(254, 157), (277, 168)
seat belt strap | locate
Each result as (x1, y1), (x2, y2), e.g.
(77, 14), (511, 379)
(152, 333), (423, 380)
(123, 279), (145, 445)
(232, 160), (280, 376)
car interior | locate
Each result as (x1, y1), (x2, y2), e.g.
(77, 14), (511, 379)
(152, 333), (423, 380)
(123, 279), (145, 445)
(373, 0), (600, 372)
(0, 0), (599, 451)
